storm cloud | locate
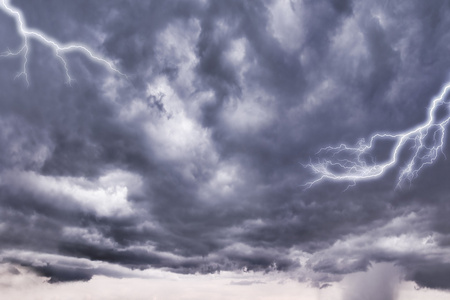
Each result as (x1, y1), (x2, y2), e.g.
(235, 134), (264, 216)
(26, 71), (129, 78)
(1, 0), (450, 295)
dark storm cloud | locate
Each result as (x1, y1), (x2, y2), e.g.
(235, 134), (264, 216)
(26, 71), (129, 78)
(1, 0), (450, 292)
(407, 263), (450, 290)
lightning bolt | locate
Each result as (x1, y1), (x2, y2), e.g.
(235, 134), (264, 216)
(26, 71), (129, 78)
(0, 0), (124, 85)
(304, 82), (450, 189)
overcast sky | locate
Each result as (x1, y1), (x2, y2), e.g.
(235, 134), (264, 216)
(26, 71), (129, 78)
(1, 0), (450, 299)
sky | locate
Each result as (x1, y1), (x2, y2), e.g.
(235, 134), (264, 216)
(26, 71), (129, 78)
(1, 0), (450, 299)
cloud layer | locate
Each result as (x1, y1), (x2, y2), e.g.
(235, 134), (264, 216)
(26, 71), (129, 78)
(1, 0), (450, 292)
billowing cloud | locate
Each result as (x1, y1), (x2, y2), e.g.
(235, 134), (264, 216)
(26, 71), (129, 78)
(1, 0), (450, 297)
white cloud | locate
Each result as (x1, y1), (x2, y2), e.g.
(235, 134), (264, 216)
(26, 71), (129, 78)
(1, 261), (449, 300)
(1, 169), (141, 217)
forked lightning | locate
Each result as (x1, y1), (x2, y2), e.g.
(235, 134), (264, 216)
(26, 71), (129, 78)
(0, 0), (124, 85)
(305, 83), (450, 189)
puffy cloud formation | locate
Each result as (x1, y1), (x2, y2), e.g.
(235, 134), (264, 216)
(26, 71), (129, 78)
(1, 0), (450, 295)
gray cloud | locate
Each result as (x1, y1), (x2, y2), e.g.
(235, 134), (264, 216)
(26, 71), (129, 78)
(0, 0), (450, 293)
(341, 263), (402, 300)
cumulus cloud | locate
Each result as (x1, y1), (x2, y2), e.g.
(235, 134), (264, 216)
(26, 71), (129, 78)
(1, 0), (450, 296)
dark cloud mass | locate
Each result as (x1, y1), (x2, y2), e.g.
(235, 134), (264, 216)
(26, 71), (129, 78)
(1, 0), (450, 294)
